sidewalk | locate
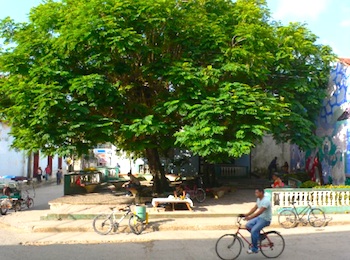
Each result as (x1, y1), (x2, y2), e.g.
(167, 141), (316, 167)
(0, 189), (349, 233)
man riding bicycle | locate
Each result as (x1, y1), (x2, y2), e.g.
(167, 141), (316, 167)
(244, 188), (272, 254)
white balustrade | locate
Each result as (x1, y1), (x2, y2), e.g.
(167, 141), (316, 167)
(270, 189), (350, 208)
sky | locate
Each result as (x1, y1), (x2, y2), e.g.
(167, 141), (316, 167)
(0, 0), (349, 58)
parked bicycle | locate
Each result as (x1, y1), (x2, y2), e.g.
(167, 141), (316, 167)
(278, 201), (326, 228)
(93, 205), (145, 235)
(216, 214), (285, 260)
(182, 176), (206, 203)
(18, 189), (35, 210)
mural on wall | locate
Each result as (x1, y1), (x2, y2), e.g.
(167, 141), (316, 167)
(290, 144), (306, 172)
(314, 60), (350, 185)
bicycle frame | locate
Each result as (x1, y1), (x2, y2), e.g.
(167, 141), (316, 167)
(110, 207), (132, 226)
(232, 217), (270, 250)
(290, 202), (313, 220)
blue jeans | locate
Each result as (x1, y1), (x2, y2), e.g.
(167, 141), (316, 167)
(246, 217), (271, 252)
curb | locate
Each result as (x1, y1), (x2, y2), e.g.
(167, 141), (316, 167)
(26, 217), (350, 233)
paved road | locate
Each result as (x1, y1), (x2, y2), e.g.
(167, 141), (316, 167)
(1, 225), (350, 260)
(31, 182), (64, 210)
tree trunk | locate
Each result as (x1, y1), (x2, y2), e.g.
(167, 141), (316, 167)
(145, 148), (168, 193)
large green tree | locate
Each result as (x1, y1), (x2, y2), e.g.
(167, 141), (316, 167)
(0, 0), (334, 191)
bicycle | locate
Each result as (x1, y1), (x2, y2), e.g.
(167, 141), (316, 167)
(215, 215), (285, 260)
(18, 190), (35, 210)
(278, 201), (326, 228)
(92, 205), (146, 235)
(183, 176), (206, 203)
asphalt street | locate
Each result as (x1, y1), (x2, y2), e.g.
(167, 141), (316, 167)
(1, 225), (350, 260)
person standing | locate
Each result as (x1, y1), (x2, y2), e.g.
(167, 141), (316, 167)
(45, 165), (51, 181)
(244, 188), (272, 254)
(56, 167), (63, 185)
(268, 157), (277, 180)
(37, 167), (43, 183)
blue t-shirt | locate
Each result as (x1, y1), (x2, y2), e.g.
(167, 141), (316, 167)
(257, 196), (272, 221)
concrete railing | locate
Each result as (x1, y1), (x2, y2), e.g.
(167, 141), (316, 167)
(217, 165), (248, 178)
(265, 188), (350, 214)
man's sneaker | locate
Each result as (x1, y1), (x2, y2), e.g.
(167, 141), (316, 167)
(247, 249), (258, 254)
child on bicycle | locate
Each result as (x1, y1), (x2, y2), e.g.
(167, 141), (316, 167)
(244, 188), (272, 254)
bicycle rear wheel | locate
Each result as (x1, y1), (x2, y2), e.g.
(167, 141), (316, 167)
(129, 214), (145, 235)
(260, 231), (285, 258)
(195, 188), (206, 203)
(278, 209), (297, 228)
(215, 234), (242, 260)
(27, 198), (34, 209)
(0, 207), (7, 215)
(93, 214), (113, 235)
(308, 208), (326, 227)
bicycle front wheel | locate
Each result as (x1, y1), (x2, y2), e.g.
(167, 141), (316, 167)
(308, 208), (326, 227)
(195, 188), (206, 203)
(278, 209), (297, 228)
(129, 214), (145, 235)
(27, 198), (34, 209)
(93, 214), (113, 235)
(260, 231), (285, 258)
(215, 234), (242, 260)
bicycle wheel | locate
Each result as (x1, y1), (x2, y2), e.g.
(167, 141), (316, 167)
(215, 234), (242, 260)
(129, 214), (145, 235)
(92, 214), (113, 235)
(308, 208), (326, 227)
(13, 201), (21, 212)
(195, 188), (206, 203)
(0, 207), (7, 215)
(27, 198), (34, 209)
(278, 209), (297, 228)
(260, 231), (285, 258)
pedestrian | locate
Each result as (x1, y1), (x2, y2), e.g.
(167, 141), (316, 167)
(56, 167), (63, 185)
(281, 161), (289, 173)
(37, 167), (43, 183)
(45, 165), (51, 181)
(271, 173), (285, 188)
(268, 157), (277, 180)
(243, 188), (272, 254)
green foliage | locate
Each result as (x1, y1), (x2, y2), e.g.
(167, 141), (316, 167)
(313, 185), (350, 189)
(300, 180), (318, 188)
(281, 172), (310, 183)
(0, 0), (335, 164)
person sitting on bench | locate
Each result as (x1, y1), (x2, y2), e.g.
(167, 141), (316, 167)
(123, 172), (141, 196)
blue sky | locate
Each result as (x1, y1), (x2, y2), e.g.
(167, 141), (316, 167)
(0, 0), (349, 58)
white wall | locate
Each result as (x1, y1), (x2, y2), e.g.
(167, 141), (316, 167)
(0, 123), (66, 178)
(251, 135), (291, 172)
(0, 123), (27, 177)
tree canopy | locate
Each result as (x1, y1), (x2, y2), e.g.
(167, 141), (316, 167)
(0, 0), (335, 190)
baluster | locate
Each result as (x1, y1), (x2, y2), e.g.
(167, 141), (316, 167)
(341, 191), (345, 206)
(280, 192), (285, 207)
(326, 192), (330, 206)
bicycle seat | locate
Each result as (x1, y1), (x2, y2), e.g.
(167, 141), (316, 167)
(118, 206), (130, 212)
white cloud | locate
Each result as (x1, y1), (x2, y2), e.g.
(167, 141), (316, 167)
(340, 19), (350, 27)
(273, 0), (330, 22)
